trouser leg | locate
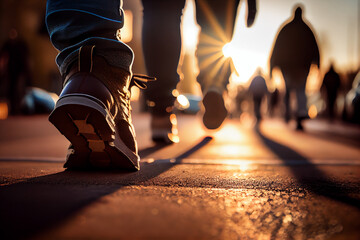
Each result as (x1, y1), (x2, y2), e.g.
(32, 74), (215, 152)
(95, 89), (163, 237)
(282, 68), (309, 122)
(46, 0), (145, 170)
(253, 96), (262, 120)
(46, 0), (133, 76)
(328, 97), (336, 119)
(295, 83), (308, 119)
(195, 0), (240, 92)
(284, 87), (291, 121)
(141, 0), (186, 115)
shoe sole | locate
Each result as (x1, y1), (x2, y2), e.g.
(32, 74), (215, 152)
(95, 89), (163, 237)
(202, 91), (228, 130)
(49, 95), (139, 170)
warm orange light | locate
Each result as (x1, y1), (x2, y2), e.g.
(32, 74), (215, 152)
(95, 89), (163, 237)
(172, 89), (180, 97)
(224, 160), (251, 171)
(130, 87), (139, 101)
(308, 104), (318, 119)
(214, 123), (246, 142)
(0, 102), (8, 120)
(181, 0), (200, 51)
(306, 65), (321, 94)
(271, 68), (285, 91)
(121, 10), (133, 43)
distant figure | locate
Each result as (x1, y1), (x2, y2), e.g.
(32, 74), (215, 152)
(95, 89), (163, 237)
(269, 88), (280, 117)
(270, 6), (320, 130)
(0, 29), (32, 114)
(321, 63), (341, 120)
(248, 68), (268, 121)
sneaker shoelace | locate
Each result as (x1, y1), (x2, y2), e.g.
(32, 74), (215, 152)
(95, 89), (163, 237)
(117, 74), (156, 120)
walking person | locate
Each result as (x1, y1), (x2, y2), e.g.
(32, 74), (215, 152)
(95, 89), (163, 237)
(270, 5), (320, 130)
(321, 63), (341, 120)
(141, 0), (257, 143)
(248, 68), (268, 121)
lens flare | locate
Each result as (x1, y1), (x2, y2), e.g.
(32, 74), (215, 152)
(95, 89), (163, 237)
(222, 42), (232, 58)
(176, 95), (190, 110)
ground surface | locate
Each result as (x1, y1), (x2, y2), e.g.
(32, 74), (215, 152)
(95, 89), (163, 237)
(0, 113), (359, 240)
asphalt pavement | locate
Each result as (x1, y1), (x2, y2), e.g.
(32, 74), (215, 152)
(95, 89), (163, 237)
(0, 113), (359, 240)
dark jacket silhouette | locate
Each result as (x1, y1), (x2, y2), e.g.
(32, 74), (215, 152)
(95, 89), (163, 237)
(269, 6), (320, 129)
(270, 7), (319, 80)
(322, 65), (341, 119)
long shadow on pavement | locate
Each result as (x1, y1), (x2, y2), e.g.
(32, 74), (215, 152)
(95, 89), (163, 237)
(0, 136), (212, 239)
(306, 129), (360, 149)
(254, 125), (360, 210)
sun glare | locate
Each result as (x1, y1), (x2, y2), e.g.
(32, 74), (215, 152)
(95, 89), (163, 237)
(222, 42), (233, 58)
(182, 0), (200, 51)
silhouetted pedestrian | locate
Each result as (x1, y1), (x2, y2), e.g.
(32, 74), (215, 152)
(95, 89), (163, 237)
(321, 63), (341, 120)
(248, 68), (268, 121)
(270, 5), (320, 130)
(269, 88), (280, 117)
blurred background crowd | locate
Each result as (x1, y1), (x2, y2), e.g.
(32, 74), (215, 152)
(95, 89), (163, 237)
(0, 0), (359, 125)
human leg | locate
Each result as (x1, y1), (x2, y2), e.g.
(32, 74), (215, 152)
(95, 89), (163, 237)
(282, 68), (309, 129)
(194, 0), (240, 129)
(46, 0), (147, 170)
(295, 82), (308, 130)
(141, 0), (185, 143)
(284, 87), (291, 122)
(253, 96), (262, 121)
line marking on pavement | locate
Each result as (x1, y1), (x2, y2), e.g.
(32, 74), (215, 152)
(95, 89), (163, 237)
(0, 156), (65, 163)
(1, 157), (360, 166)
(142, 158), (360, 166)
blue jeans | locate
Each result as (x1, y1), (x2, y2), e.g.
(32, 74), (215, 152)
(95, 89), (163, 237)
(46, 0), (133, 76)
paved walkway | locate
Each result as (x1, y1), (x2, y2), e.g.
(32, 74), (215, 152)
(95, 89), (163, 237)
(0, 114), (359, 239)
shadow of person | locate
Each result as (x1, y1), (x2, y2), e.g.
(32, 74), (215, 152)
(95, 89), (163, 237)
(305, 127), (360, 149)
(254, 125), (360, 210)
(0, 136), (212, 239)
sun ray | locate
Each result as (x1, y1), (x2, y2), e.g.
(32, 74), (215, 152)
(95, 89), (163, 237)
(197, 0), (229, 43)
(208, 55), (227, 79)
(196, 45), (223, 56)
(198, 32), (225, 47)
(199, 50), (224, 70)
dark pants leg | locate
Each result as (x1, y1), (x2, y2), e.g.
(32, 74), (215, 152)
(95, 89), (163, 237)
(141, 0), (186, 115)
(253, 96), (262, 120)
(284, 87), (291, 122)
(282, 68), (309, 121)
(327, 96), (336, 119)
(195, 0), (240, 92)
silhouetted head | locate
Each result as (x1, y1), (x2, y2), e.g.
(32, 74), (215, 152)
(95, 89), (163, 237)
(293, 5), (304, 20)
(329, 61), (335, 71)
(256, 67), (263, 76)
